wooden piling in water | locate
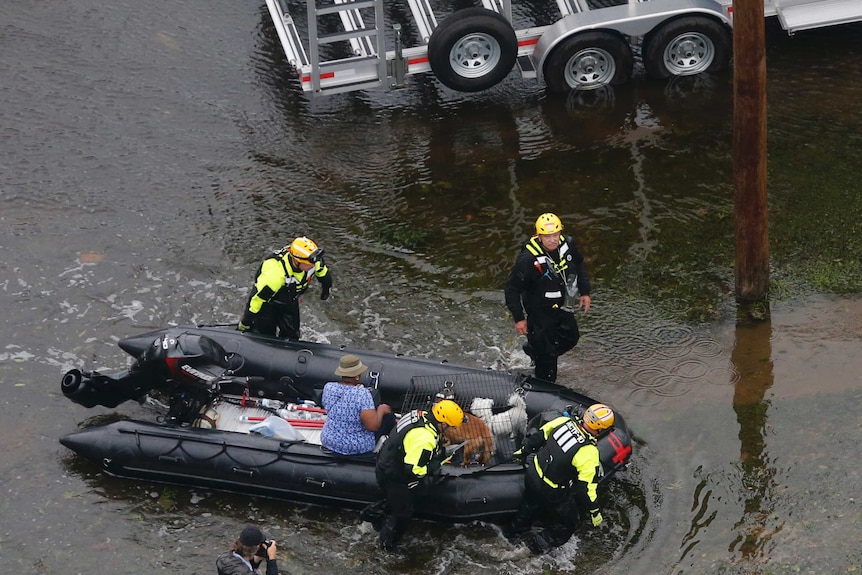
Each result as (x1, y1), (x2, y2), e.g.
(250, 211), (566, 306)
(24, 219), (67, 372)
(733, 0), (770, 303)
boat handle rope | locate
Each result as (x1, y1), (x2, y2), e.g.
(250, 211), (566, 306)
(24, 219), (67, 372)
(127, 428), (287, 467)
(122, 427), (368, 468)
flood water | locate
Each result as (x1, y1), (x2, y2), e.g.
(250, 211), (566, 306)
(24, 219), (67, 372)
(2, 1), (861, 574)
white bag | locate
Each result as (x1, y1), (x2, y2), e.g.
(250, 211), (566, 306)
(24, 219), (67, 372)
(249, 416), (305, 441)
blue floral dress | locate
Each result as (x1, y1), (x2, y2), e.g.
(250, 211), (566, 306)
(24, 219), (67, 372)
(320, 381), (376, 455)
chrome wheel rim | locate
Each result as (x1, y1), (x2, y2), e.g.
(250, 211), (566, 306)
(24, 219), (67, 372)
(564, 48), (616, 89)
(663, 32), (715, 75)
(449, 33), (502, 79)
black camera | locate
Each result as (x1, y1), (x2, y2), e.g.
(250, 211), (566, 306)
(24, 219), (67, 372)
(255, 540), (273, 558)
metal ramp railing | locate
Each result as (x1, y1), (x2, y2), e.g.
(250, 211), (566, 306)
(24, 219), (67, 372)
(406, 0), (438, 43)
(480, 0), (514, 21)
(305, 0), (388, 95)
(268, 0), (441, 95)
(775, 0), (862, 33)
(265, 0), (312, 74)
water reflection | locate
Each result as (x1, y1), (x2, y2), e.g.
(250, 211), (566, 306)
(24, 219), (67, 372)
(676, 310), (781, 567)
(728, 313), (780, 560)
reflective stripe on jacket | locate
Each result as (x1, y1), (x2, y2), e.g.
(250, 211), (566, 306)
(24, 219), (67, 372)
(247, 253), (329, 313)
(533, 416), (601, 505)
(525, 236), (571, 273)
(504, 235), (589, 322)
(377, 410), (441, 481)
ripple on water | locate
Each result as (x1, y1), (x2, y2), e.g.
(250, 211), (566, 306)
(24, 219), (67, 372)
(650, 322), (698, 354)
(627, 386), (666, 407)
(631, 367), (669, 390)
(583, 295), (734, 405)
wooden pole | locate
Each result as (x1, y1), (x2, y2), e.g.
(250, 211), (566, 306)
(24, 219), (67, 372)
(733, 0), (770, 302)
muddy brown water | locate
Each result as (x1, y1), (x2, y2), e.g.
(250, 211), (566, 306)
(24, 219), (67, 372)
(2, 2), (861, 573)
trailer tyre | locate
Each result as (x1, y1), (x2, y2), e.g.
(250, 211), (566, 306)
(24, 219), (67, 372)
(543, 32), (633, 93)
(643, 17), (731, 79)
(428, 7), (517, 92)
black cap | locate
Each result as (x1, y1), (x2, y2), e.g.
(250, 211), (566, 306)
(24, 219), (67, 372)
(239, 526), (265, 546)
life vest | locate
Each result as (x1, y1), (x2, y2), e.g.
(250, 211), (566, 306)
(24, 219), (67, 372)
(270, 251), (315, 299)
(376, 410), (442, 481)
(533, 418), (596, 489)
(524, 236), (574, 307)
(247, 251), (318, 310)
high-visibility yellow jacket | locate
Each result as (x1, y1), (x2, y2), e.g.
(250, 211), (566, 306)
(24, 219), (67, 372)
(377, 410), (442, 481)
(246, 252), (330, 314)
(530, 416), (601, 506)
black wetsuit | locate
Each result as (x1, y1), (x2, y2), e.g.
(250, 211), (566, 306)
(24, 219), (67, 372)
(505, 235), (590, 382)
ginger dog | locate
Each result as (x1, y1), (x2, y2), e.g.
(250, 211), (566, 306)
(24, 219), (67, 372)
(444, 412), (495, 466)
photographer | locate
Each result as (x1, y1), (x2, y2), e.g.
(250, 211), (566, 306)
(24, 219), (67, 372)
(216, 525), (279, 575)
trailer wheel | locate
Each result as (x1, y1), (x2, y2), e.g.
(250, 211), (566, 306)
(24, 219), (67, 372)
(543, 32), (633, 93)
(643, 17), (731, 79)
(428, 7), (517, 92)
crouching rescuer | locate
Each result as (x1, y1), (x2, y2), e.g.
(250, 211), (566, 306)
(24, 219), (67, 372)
(362, 399), (466, 552)
(505, 403), (615, 554)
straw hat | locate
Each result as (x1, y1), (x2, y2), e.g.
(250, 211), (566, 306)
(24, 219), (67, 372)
(335, 354), (368, 378)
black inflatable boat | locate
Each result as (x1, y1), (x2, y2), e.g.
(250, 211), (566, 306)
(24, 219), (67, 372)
(60, 325), (632, 522)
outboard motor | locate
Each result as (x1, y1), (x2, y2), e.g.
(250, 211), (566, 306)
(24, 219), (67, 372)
(148, 331), (231, 389)
(60, 330), (231, 410)
(60, 367), (158, 409)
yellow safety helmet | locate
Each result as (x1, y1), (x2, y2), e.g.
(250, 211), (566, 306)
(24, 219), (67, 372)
(289, 236), (323, 264)
(583, 403), (615, 432)
(535, 213), (563, 235)
(432, 399), (465, 427)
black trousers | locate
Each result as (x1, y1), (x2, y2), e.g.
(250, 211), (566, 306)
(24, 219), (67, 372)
(526, 307), (580, 382)
(373, 470), (417, 551)
(508, 458), (584, 552)
(253, 299), (300, 340)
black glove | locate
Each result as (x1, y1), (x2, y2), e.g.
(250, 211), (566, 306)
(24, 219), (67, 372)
(407, 475), (442, 490)
(420, 472), (445, 490)
(238, 310), (256, 332)
(511, 449), (525, 465)
(520, 430), (545, 455)
(319, 273), (332, 301)
(411, 459), (443, 490)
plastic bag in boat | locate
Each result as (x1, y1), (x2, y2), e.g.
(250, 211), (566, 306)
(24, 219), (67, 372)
(248, 416), (305, 441)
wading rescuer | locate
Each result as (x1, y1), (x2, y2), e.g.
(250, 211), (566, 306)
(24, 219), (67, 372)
(505, 403), (614, 554)
(361, 399), (466, 552)
(238, 236), (332, 340)
(505, 213), (591, 382)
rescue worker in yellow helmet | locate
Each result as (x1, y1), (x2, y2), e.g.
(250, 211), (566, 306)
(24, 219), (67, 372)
(362, 399), (465, 552)
(505, 403), (614, 554)
(238, 237), (332, 340)
(504, 213), (591, 382)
